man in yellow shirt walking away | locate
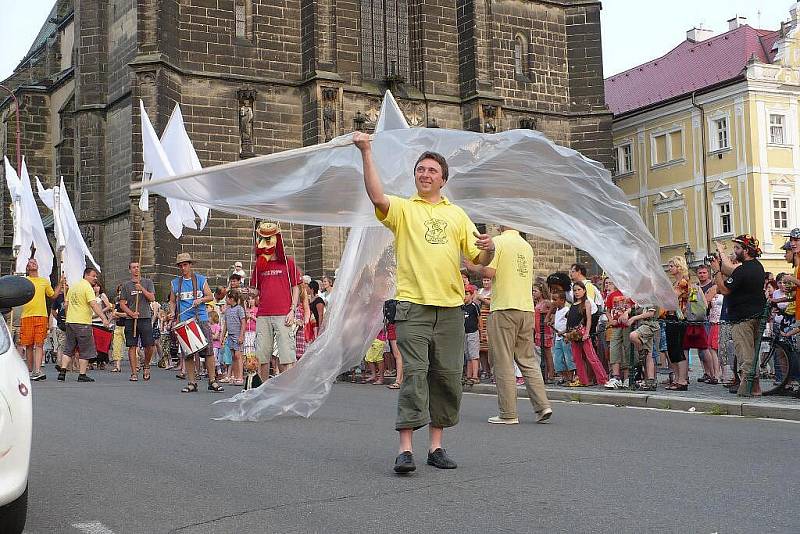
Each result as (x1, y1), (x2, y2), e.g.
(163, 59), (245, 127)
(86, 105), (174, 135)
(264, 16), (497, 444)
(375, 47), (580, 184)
(57, 267), (111, 383)
(20, 258), (64, 381)
(483, 227), (552, 424)
(353, 132), (495, 474)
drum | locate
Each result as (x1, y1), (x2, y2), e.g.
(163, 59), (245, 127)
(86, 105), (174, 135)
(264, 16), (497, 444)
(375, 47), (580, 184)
(174, 318), (208, 355)
(92, 325), (113, 354)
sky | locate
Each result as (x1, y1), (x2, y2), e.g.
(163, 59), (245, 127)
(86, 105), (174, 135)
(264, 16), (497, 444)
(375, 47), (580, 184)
(0, 1), (794, 83)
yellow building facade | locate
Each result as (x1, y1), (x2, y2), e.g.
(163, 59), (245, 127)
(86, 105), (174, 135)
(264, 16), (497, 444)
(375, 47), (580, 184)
(605, 6), (800, 273)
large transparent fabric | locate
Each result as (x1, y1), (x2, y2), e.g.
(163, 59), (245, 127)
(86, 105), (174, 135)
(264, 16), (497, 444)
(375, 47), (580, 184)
(139, 92), (675, 421)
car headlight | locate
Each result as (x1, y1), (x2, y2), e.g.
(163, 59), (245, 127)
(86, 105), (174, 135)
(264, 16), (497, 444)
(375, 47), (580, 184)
(0, 314), (11, 355)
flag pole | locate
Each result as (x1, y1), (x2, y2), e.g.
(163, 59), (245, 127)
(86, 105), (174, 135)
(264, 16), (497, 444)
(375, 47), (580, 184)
(132, 171), (151, 338)
(53, 184), (66, 279)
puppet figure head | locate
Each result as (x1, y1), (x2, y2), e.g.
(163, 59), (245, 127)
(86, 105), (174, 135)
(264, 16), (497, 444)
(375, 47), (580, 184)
(244, 354), (260, 374)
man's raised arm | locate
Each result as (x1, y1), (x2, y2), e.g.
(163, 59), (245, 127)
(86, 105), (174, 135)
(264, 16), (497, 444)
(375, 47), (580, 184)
(353, 132), (390, 215)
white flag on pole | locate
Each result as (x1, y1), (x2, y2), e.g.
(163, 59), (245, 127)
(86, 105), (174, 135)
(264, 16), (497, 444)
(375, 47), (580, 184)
(140, 100), (210, 238)
(36, 177), (100, 284)
(3, 157), (54, 276)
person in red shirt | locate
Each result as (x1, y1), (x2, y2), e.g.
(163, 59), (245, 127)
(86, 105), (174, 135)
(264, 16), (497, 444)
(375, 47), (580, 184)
(251, 222), (302, 379)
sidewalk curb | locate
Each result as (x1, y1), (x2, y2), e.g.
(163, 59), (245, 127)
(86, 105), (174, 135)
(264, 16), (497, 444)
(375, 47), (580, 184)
(466, 383), (800, 421)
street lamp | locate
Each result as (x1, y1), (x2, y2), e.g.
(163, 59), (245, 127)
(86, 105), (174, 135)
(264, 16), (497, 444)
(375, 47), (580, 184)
(684, 245), (695, 267)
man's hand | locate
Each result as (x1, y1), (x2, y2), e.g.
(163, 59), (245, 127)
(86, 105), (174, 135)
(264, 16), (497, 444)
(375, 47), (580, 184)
(285, 311), (294, 327)
(192, 299), (204, 308)
(473, 231), (495, 251)
(353, 131), (372, 152)
(129, 311), (140, 319)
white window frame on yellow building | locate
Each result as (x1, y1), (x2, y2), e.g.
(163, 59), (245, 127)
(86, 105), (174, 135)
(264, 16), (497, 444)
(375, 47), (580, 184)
(711, 180), (734, 238)
(767, 111), (790, 146)
(653, 190), (688, 247)
(649, 127), (685, 168)
(707, 111), (731, 153)
(614, 141), (634, 176)
(770, 176), (795, 231)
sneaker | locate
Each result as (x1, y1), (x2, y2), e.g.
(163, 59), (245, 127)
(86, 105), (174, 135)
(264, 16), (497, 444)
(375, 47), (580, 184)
(77, 374), (95, 382)
(393, 451), (416, 474)
(488, 416), (519, 425)
(31, 371), (46, 382)
(604, 377), (622, 389)
(427, 448), (457, 469)
(536, 408), (553, 424)
(57, 371), (66, 382)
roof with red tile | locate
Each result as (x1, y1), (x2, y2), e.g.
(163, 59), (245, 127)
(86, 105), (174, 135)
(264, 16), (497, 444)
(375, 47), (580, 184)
(604, 25), (782, 117)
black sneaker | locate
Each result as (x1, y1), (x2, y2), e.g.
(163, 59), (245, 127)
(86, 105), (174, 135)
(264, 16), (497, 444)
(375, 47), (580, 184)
(57, 371), (66, 382)
(393, 451), (416, 474)
(77, 374), (95, 383)
(427, 448), (457, 469)
(31, 371), (46, 381)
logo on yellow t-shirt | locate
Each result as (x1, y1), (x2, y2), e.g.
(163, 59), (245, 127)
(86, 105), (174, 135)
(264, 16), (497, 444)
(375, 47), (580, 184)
(424, 218), (448, 244)
(515, 254), (529, 277)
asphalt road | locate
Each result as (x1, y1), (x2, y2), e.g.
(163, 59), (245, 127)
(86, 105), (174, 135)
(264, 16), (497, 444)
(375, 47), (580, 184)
(23, 364), (800, 533)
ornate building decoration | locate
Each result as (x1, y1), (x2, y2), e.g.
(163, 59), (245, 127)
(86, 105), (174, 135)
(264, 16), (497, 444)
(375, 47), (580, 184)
(237, 88), (257, 158)
(321, 87), (338, 142)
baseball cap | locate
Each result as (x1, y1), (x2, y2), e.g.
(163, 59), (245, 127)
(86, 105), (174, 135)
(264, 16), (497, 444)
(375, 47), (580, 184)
(785, 228), (800, 239)
(234, 261), (243, 268)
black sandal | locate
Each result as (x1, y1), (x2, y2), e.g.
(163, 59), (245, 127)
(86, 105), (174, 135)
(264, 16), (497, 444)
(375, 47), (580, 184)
(208, 381), (225, 392)
(181, 382), (198, 393)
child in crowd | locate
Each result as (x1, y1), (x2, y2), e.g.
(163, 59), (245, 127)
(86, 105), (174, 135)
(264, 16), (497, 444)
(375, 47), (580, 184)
(604, 280), (633, 389)
(244, 296), (258, 357)
(627, 303), (659, 390)
(533, 284), (555, 384)
(364, 332), (386, 384)
(209, 310), (223, 380)
(463, 284), (481, 385)
(222, 289), (245, 386)
(548, 291), (576, 385)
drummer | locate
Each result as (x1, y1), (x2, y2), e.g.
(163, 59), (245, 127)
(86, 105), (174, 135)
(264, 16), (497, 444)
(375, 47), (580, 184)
(167, 252), (225, 393)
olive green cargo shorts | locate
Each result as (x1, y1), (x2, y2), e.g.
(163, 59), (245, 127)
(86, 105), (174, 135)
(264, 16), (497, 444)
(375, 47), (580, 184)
(394, 301), (464, 431)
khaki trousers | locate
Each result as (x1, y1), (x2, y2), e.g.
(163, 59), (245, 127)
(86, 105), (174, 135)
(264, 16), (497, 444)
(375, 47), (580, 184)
(488, 309), (551, 418)
(732, 317), (759, 395)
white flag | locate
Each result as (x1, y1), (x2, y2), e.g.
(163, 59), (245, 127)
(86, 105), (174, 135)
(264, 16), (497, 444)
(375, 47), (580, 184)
(161, 104), (210, 231)
(36, 177), (100, 284)
(3, 157), (54, 276)
(138, 169), (150, 212)
(140, 100), (210, 238)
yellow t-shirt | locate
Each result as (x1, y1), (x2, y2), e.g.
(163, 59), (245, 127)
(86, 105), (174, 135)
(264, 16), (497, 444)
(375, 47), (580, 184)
(487, 230), (534, 312)
(377, 194), (481, 307)
(66, 279), (96, 325)
(21, 276), (55, 318)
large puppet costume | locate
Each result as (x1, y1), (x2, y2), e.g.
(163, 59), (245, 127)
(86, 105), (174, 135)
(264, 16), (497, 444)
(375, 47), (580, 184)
(250, 222), (302, 377)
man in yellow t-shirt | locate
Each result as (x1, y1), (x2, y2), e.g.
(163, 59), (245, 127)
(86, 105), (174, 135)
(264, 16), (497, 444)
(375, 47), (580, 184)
(354, 132), (496, 474)
(57, 267), (111, 383)
(20, 258), (64, 381)
(483, 227), (551, 425)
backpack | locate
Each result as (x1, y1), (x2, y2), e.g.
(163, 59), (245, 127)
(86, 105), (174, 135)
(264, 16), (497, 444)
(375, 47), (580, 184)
(383, 299), (398, 324)
(685, 286), (707, 322)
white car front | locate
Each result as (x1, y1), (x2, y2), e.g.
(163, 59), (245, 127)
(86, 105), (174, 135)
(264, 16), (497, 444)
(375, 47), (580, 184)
(0, 290), (33, 534)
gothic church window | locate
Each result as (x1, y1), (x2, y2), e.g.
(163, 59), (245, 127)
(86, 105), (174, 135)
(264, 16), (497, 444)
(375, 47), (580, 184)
(513, 34), (528, 77)
(360, 0), (409, 80)
(235, 0), (253, 41)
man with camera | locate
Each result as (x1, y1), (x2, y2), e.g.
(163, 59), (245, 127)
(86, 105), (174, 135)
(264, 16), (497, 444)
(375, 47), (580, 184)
(709, 235), (766, 397)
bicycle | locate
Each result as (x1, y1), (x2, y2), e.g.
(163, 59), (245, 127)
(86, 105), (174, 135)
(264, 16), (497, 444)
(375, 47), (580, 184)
(759, 328), (800, 396)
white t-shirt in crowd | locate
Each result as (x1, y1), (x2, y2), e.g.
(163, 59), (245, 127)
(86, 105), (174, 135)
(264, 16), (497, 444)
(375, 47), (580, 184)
(553, 303), (571, 339)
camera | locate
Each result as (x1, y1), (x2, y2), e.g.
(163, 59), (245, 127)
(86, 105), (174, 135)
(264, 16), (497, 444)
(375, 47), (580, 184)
(703, 252), (718, 265)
